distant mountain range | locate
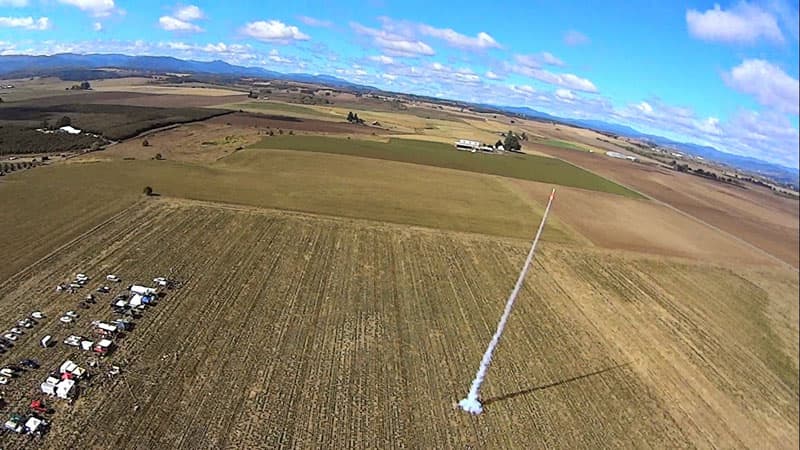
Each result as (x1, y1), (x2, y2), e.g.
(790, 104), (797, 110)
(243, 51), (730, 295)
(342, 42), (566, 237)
(1, 53), (796, 186)
(0, 53), (375, 91)
(476, 105), (799, 187)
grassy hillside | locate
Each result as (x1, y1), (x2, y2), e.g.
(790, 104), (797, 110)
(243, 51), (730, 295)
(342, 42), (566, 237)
(250, 135), (644, 198)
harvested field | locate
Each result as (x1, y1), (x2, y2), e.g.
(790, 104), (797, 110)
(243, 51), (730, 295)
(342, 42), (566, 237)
(206, 112), (382, 135)
(1, 150), (572, 283)
(251, 135), (643, 198)
(510, 179), (779, 266)
(532, 144), (800, 267)
(0, 199), (795, 449)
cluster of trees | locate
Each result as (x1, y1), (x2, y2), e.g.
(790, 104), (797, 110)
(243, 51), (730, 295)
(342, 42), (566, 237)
(67, 81), (91, 90)
(1, 161), (38, 174)
(670, 160), (741, 186)
(346, 111), (365, 124)
(500, 130), (527, 151)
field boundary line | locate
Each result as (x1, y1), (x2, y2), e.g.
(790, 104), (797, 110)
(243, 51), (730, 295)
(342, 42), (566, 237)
(0, 199), (145, 291)
(538, 152), (795, 270)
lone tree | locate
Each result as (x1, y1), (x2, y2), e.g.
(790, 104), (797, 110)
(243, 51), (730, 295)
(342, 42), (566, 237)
(143, 186), (153, 196)
(154, 153), (163, 160)
(503, 130), (522, 151)
(55, 116), (72, 128)
(80, 81), (91, 90)
(142, 138), (150, 147)
(347, 111), (354, 122)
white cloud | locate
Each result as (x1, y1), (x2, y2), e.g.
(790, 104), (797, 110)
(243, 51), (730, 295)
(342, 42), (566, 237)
(174, 5), (203, 21)
(485, 70), (501, 80)
(723, 59), (799, 114)
(268, 49), (291, 64)
(0, 0), (29, 6)
(514, 52), (565, 68)
(0, 16), (50, 30)
(418, 24), (500, 49)
(241, 20), (310, 42)
(351, 22), (434, 56)
(57, 0), (118, 18)
(298, 16), (332, 27)
(510, 84), (536, 95)
(159, 16), (202, 32)
(369, 54), (394, 64)
(93, 21), (102, 31)
(636, 101), (653, 114)
(686, 2), (784, 44)
(555, 88), (575, 101)
(539, 52), (565, 67)
(564, 29), (589, 46)
(160, 5), (204, 33)
(511, 60), (598, 92)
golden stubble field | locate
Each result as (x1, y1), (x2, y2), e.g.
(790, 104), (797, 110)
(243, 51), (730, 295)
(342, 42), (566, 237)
(0, 199), (795, 449)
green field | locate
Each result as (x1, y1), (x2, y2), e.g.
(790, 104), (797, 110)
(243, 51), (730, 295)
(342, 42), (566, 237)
(540, 138), (595, 152)
(250, 135), (643, 198)
(0, 149), (576, 282)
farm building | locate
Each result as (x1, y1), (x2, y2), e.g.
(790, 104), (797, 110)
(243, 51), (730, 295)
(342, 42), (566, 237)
(606, 151), (637, 162)
(454, 139), (496, 153)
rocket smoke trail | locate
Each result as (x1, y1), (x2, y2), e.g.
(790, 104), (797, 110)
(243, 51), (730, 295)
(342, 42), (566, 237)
(458, 188), (556, 415)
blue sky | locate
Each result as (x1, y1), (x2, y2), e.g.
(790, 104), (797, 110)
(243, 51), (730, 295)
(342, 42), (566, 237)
(1, 0), (798, 168)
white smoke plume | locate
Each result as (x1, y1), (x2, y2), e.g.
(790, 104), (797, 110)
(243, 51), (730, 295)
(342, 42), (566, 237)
(458, 188), (556, 415)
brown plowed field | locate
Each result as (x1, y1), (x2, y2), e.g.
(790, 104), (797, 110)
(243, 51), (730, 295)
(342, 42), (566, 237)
(0, 199), (795, 448)
(510, 179), (779, 266)
(532, 144), (800, 267)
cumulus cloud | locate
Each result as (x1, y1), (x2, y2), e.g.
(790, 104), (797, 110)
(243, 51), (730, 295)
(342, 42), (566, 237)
(160, 5), (204, 33)
(159, 16), (202, 32)
(57, 0), (119, 18)
(93, 21), (102, 31)
(723, 59), (799, 114)
(298, 16), (332, 27)
(242, 20), (310, 43)
(174, 5), (203, 21)
(555, 88), (575, 101)
(369, 54), (394, 64)
(418, 24), (500, 49)
(351, 21), (433, 56)
(0, 16), (50, 30)
(564, 29), (589, 46)
(485, 70), (501, 80)
(686, 2), (784, 43)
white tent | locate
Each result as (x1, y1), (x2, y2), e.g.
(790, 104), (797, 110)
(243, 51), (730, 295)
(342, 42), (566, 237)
(130, 285), (156, 295)
(80, 340), (93, 352)
(129, 294), (143, 307)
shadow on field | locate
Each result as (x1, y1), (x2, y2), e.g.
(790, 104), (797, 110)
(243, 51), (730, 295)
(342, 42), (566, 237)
(483, 360), (636, 406)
